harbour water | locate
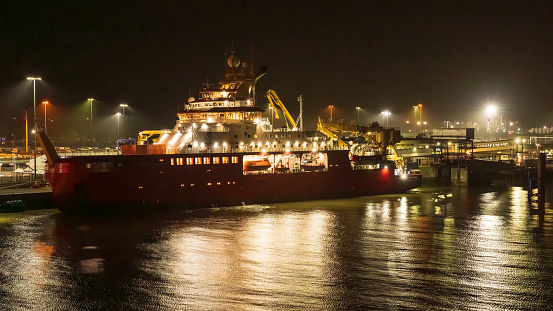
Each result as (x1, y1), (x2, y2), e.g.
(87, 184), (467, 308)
(1, 185), (553, 310)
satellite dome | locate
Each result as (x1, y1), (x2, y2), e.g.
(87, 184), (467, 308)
(227, 54), (241, 68)
(188, 97), (195, 103)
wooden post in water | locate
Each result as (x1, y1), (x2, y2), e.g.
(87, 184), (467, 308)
(538, 152), (546, 211)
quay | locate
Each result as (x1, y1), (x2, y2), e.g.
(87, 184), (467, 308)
(0, 184), (53, 212)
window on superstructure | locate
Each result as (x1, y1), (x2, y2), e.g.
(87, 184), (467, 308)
(171, 158), (175, 165)
(231, 157), (238, 164)
(222, 157), (229, 164)
(187, 158), (193, 165)
(213, 157), (220, 164)
(195, 158), (202, 165)
(203, 157), (210, 164)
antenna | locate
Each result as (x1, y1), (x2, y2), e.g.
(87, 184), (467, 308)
(203, 74), (211, 89)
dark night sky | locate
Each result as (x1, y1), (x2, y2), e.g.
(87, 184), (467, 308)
(2, 0), (553, 139)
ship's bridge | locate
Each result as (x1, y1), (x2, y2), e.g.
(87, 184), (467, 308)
(178, 106), (264, 125)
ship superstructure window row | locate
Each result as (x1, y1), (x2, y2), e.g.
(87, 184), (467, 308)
(169, 156), (234, 166)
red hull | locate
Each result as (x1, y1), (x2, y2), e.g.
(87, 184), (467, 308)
(46, 150), (421, 213)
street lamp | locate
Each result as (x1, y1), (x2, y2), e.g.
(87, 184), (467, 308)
(27, 77), (41, 180)
(356, 107), (360, 124)
(485, 103), (497, 135)
(418, 104), (422, 133)
(88, 98), (94, 145)
(42, 101), (48, 133)
(381, 111), (391, 128)
(116, 112), (122, 139)
(329, 105), (334, 122)
(522, 138), (526, 163)
(119, 104), (128, 138)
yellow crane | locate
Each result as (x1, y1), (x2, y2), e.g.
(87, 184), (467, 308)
(137, 130), (167, 145)
(266, 89), (297, 129)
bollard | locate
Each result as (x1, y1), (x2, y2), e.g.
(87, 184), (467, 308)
(538, 152), (546, 211)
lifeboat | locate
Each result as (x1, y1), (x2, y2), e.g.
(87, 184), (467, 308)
(274, 159), (290, 172)
(300, 159), (325, 171)
(243, 158), (272, 171)
(350, 154), (383, 165)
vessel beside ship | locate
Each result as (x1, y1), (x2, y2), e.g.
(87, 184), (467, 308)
(38, 52), (421, 213)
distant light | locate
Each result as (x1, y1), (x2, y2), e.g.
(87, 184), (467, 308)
(116, 112), (121, 116)
(485, 104), (497, 115)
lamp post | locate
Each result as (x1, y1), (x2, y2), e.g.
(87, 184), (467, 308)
(329, 105), (334, 122)
(356, 107), (360, 124)
(119, 104), (128, 138)
(522, 138), (526, 163)
(413, 105), (418, 133)
(515, 138), (520, 162)
(116, 112), (122, 139)
(27, 77), (41, 180)
(418, 104), (422, 133)
(42, 101), (48, 133)
(485, 103), (497, 139)
(88, 98), (94, 145)
(381, 111), (390, 128)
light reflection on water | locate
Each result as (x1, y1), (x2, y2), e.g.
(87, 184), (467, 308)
(1, 186), (553, 310)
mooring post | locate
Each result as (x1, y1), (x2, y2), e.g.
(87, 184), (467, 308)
(538, 152), (545, 211)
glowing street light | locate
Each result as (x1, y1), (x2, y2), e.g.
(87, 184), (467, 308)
(119, 103), (128, 138)
(356, 107), (360, 124)
(485, 103), (499, 133)
(381, 110), (391, 128)
(116, 112), (122, 139)
(42, 101), (48, 133)
(27, 77), (41, 180)
(89, 98), (94, 145)
(485, 104), (497, 115)
(329, 105), (334, 122)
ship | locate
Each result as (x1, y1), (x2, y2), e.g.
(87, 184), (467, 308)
(37, 51), (421, 213)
